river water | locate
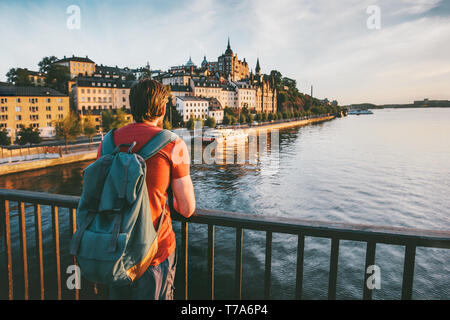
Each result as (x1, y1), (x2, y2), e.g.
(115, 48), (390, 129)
(1, 108), (449, 299)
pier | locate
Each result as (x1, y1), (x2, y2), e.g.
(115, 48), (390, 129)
(1, 189), (449, 300)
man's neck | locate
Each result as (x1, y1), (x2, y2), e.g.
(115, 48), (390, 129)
(140, 119), (160, 127)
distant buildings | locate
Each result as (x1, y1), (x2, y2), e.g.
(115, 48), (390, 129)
(413, 99), (450, 107)
(1, 38), (280, 140)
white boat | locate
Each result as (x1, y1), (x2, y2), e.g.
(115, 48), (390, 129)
(198, 129), (248, 144)
(348, 109), (373, 115)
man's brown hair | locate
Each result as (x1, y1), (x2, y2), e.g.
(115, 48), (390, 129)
(129, 79), (169, 122)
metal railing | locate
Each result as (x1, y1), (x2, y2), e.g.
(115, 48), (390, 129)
(1, 189), (449, 300)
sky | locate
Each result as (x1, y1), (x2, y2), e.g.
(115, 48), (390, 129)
(0, 0), (449, 105)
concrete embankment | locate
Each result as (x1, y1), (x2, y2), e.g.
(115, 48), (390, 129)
(0, 151), (97, 176)
(242, 115), (335, 132)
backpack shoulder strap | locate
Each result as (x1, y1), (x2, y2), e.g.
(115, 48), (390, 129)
(100, 129), (116, 156)
(138, 129), (178, 160)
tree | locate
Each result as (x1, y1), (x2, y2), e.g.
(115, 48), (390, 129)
(45, 64), (70, 94)
(247, 113), (254, 124)
(205, 116), (216, 128)
(163, 118), (172, 130)
(101, 109), (130, 132)
(239, 113), (247, 124)
(38, 56), (58, 73)
(16, 125), (42, 146)
(54, 112), (82, 153)
(6, 68), (32, 86)
(0, 129), (11, 146)
(82, 114), (97, 150)
(254, 113), (261, 121)
(186, 117), (195, 130)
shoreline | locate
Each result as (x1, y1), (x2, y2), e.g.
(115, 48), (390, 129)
(0, 115), (336, 176)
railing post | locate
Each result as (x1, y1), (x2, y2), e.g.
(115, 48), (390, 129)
(235, 227), (243, 300)
(34, 204), (45, 300)
(328, 238), (340, 300)
(295, 234), (305, 300)
(181, 220), (189, 300)
(69, 207), (79, 300)
(363, 241), (376, 300)
(51, 206), (62, 300)
(207, 224), (215, 300)
(18, 202), (29, 300)
(1, 199), (13, 300)
(264, 231), (272, 299)
(401, 244), (417, 300)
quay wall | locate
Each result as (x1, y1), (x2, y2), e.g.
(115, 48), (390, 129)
(0, 151), (97, 176)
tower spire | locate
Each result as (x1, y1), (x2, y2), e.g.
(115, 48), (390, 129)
(255, 57), (261, 75)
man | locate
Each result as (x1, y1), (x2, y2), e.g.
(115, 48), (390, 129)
(97, 79), (195, 300)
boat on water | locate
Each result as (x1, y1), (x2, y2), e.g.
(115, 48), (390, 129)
(348, 109), (373, 115)
(197, 129), (248, 143)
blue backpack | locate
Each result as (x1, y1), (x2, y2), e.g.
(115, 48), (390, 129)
(70, 128), (178, 285)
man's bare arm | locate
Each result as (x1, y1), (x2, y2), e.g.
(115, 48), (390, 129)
(171, 175), (196, 218)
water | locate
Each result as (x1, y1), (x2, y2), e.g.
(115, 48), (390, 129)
(1, 108), (449, 299)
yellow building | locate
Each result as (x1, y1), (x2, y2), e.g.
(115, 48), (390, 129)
(72, 75), (133, 114)
(27, 70), (46, 86)
(0, 86), (70, 141)
(54, 55), (96, 79)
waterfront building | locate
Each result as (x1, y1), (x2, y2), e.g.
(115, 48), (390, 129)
(0, 85), (69, 140)
(232, 81), (256, 110)
(54, 55), (96, 79)
(72, 75), (136, 114)
(176, 96), (210, 122)
(250, 59), (277, 114)
(208, 97), (224, 124)
(413, 99), (450, 107)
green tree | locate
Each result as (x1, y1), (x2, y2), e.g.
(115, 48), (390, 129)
(54, 112), (82, 153)
(101, 109), (130, 132)
(38, 56), (58, 73)
(268, 113), (274, 121)
(239, 113), (247, 124)
(247, 113), (254, 125)
(254, 113), (261, 121)
(261, 113), (268, 122)
(205, 116), (216, 128)
(186, 117), (195, 130)
(82, 115), (97, 150)
(0, 129), (11, 146)
(45, 64), (70, 94)
(6, 68), (32, 86)
(16, 125), (42, 146)
(163, 118), (172, 130)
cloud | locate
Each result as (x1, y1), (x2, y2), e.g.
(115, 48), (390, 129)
(0, 0), (448, 105)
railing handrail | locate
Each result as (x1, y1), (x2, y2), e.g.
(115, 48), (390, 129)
(1, 189), (449, 249)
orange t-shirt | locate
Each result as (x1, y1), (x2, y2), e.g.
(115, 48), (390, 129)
(97, 122), (190, 267)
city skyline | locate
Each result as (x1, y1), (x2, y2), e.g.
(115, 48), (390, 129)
(1, 0), (449, 105)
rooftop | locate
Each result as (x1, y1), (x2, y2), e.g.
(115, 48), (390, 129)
(176, 96), (210, 102)
(55, 55), (95, 64)
(0, 86), (67, 97)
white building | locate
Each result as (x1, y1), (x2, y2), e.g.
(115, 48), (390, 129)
(176, 96), (224, 124)
(176, 96), (210, 122)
